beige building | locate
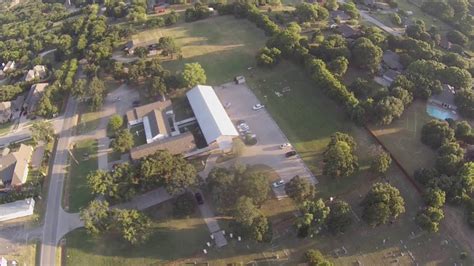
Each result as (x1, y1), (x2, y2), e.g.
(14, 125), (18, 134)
(25, 65), (47, 82)
(0, 144), (34, 187)
(0, 101), (11, 123)
(25, 83), (48, 115)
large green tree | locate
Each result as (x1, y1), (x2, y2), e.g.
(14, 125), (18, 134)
(207, 167), (238, 213)
(323, 135), (359, 178)
(370, 149), (392, 175)
(80, 200), (111, 235)
(285, 175), (315, 203)
(240, 172), (270, 206)
(421, 120), (455, 149)
(326, 200), (352, 234)
(351, 37), (383, 73)
(113, 209), (152, 245)
(111, 129), (134, 153)
(416, 206), (444, 233)
(31, 120), (55, 145)
(181, 62), (206, 88)
(362, 183), (406, 227)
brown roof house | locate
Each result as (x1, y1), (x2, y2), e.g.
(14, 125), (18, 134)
(130, 131), (196, 160)
(382, 50), (403, 70)
(25, 83), (48, 116)
(330, 10), (351, 23)
(126, 100), (175, 144)
(25, 65), (47, 82)
(0, 101), (12, 124)
(337, 24), (360, 38)
(2, 61), (15, 72)
(0, 144), (33, 187)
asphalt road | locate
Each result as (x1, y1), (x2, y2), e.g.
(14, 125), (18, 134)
(40, 97), (78, 266)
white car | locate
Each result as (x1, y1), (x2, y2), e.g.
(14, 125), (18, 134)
(237, 123), (249, 132)
(272, 180), (285, 188)
(252, 104), (265, 110)
(279, 143), (292, 149)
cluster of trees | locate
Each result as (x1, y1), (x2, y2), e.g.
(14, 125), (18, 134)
(87, 151), (197, 202)
(0, 84), (23, 102)
(72, 76), (106, 111)
(351, 37), (382, 73)
(256, 46), (281, 67)
(305, 249), (333, 266)
(293, 2), (329, 23)
(455, 89), (474, 118)
(80, 200), (152, 245)
(207, 166), (272, 242)
(416, 119), (474, 230)
(111, 129), (134, 153)
(36, 59), (78, 118)
(323, 132), (359, 178)
(181, 62), (207, 88)
(361, 183), (405, 227)
(185, 2), (212, 22)
(421, 0), (473, 37)
(127, 0), (148, 23)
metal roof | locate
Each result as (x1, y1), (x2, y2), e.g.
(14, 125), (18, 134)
(186, 85), (238, 144)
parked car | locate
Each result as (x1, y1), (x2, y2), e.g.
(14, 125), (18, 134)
(237, 123), (250, 132)
(285, 150), (297, 158)
(195, 192), (204, 205)
(252, 103), (265, 110)
(279, 143), (292, 149)
(132, 100), (141, 107)
(272, 179), (285, 188)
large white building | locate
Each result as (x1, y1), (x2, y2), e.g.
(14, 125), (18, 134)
(186, 85), (238, 152)
(0, 198), (35, 222)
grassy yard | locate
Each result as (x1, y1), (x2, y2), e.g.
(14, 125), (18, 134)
(65, 200), (210, 265)
(76, 104), (101, 135)
(370, 101), (436, 175)
(132, 15), (267, 85)
(0, 121), (13, 135)
(65, 139), (98, 212)
(396, 0), (453, 33)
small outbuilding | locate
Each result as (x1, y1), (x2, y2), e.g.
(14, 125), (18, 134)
(382, 50), (403, 70)
(0, 198), (35, 222)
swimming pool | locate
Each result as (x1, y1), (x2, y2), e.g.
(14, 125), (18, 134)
(426, 105), (459, 120)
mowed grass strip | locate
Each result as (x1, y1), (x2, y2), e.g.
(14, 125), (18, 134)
(65, 201), (209, 265)
(67, 139), (98, 212)
(133, 15), (267, 85)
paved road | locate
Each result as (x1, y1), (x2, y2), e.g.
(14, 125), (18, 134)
(359, 10), (402, 36)
(40, 97), (78, 266)
(214, 83), (317, 198)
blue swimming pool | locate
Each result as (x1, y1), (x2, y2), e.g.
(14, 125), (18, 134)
(426, 105), (459, 120)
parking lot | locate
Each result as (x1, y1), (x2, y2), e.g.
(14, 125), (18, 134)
(214, 83), (317, 198)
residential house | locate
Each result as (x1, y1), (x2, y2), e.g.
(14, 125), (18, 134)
(0, 101), (12, 124)
(126, 100), (175, 144)
(330, 10), (351, 23)
(382, 50), (403, 70)
(382, 69), (401, 85)
(25, 65), (47, 82)
(337, 24), (360, 38)
(2, 61), (15, 72)
(25, 83), (48, 116)
(363, 0), (375, 6)
(0, 144), (34, 187)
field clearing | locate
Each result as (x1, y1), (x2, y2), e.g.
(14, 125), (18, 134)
(76, 104), (101, 135)
(396, 0), (452, 33)
(370, 101), (436, 175)
(64, 139), (98, 212)
(132, 15), (267, 85)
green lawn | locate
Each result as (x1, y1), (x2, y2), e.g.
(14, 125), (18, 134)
(76, 105), (102, 135)
(396, 0), (453, 33)
(133, 15), (267, 85)
(66, 139), (98, 212)
(0, 121), (13, 136)
(370, 101), (436, 175)
(65, 200), (210, 265)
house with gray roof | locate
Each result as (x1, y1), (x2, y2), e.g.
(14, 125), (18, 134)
(0, 144), (33, 187)
(382, 50), (403, 70)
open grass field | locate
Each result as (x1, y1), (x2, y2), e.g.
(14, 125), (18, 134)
(65, 200), (210, 265)
(76, 104), (101, 135)
(65, 139), (98, 212)
(132, 15), (267, 85)
(396, 0), (453, 33)
(370, 101), (436, 175)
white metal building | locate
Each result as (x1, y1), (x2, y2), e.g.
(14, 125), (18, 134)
(0, 198), (35, 222)
(186, 85), (238, 151)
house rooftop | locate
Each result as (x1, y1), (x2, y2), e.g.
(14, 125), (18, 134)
(383, 69), (401, 81)
(126, 100), (172, 139)
(26, 83), (48, 114)
(383, 50), (403, 70)
(337, 24), (360, 38)
(330, 10), (351, 21)
(0, 144), (33, 186)
(130, 131), (196, 160)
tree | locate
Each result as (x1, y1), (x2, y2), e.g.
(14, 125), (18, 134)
(249, 214), (272, 242)
(325, 0), (338, 11)
(111, 129), (134, 153)
(72, 78), (87, 101)
(31, 121), (54, 145)
(107, 114), (123, 134)
(435, 142), (464, 175)
(414, 168), (439, 186)
(113, 209), (151, 245)
(374, 96), (404, 125)
(256, 47), (281, 67)
(294, 3), (328, 23)
(421, 120), (455, 149)
(390, 13), (402, 26)
(285, 175), (315, 202)
(87, 170), (116, 197)
(362, 183), (406, 227)
(305, 249), (333, 266)
(173, 192), (196, 217)
(390, 87), (413, 106)
(296, 198), (330, 237)
(423, 187), (446, 208)
(351, 37), (383, 73)
(134, 47), (148, 58)
(370, 149), (392, 175)
(181, 62), (206, 88)
(80, 200), (111, 235)
(455, 89), (474, 118)
(454, 121), (471, 139)
(327, 56), (348, 77)
(446, 30), (468, 46)
(240, 172), (270, 206)
(416, 207), (444, 233)
(441, 66), (472, 90)
(233, 196), (261, 227)
(149, 76), (167, 98)
(159, 36), (180, 58)
(207, 167), (237, 213)
(89, 77), (106, 111)
(327, 200), (352, 233)
(323, 140), (359, 178)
